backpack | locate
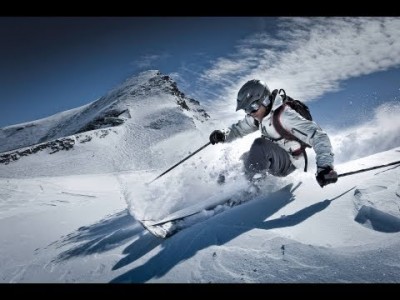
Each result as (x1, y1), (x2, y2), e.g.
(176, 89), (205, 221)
(271, 89), (312, 121)
(270, 89), (313, 172)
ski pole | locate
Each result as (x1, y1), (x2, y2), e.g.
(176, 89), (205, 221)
(338, 160), (400, 178)
(147, 142), (211, 185)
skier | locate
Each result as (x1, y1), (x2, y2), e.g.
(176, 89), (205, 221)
(209, 79), (338, 188)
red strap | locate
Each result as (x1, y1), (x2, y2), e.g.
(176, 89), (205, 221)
(273, 104), (296, 141)
(272, 104), (309, 172)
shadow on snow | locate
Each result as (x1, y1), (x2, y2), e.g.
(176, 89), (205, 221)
(110, 184), (354, 282)
(52, 209), (143, 263)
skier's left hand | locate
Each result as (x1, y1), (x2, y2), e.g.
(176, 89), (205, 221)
(209, 130), (225, 145)
(316, 166), (338, 187)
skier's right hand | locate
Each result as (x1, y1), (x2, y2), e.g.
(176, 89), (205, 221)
(316, 165), (338, 187)
(209, 130), (225, 145)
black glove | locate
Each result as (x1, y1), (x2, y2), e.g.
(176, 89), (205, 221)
(209, 130), (225, 145)
(316, 166), (338, 188)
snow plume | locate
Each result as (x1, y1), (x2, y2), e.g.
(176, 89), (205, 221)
(331, 101), (400, 163)
(132, 53), (170, 69)
(121, 130), (290, 224)
(199, 17), (400, 118)
(121, 135), (252, 221)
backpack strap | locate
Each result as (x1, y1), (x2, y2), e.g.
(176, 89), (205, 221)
(266, 89), (278, 105)
(272, 104), (310, 172)
(278, 89), (286, 101)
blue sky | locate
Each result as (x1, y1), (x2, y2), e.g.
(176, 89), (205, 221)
(1, 17), (400, 130)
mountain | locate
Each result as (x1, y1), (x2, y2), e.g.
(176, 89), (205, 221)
(0, 70), (210, 177)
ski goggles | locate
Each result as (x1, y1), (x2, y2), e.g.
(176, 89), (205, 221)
(244, 101), (261, 114)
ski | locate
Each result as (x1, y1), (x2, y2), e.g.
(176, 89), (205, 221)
(138, 189), (258, 238)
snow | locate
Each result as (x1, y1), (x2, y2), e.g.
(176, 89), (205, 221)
(1, 148), (399, 283)
(1, 71), (400, 283)
(330, 101), (400, 164)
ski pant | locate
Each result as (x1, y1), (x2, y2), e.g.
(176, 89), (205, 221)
(242, 137), (296, 180)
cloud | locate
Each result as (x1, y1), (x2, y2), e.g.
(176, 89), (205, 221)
(330, 101), (400, 163)
(200, 17), (400, 117)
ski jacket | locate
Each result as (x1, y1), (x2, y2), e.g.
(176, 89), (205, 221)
(224, 92), (334, 171)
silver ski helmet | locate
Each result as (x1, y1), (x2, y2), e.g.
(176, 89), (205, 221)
(236, 79), (271, 112)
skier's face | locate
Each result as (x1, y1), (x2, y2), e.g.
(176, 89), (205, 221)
(250, 104), (267, 122)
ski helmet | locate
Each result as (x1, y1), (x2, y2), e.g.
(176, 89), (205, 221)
(236, 79), (271, 112)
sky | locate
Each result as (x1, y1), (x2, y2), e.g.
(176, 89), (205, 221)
(1, 17), (400, 130)
(0, 17), (265, 127)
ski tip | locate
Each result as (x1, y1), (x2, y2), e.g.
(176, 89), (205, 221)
(138, 220), (172, 239)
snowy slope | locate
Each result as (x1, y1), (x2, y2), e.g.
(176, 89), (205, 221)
(0, 141), (399, 282)
(0, 70), (210, 177)
(0, 104), (91, 153)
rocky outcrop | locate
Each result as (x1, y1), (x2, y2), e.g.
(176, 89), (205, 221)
(0, 129), (114, 165)
(0, 138), (75, 165)
(76, 109), (129, 133)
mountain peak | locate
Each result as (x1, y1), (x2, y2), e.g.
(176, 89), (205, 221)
(0, 70), (210, 175)
(109, 69), (183, 101)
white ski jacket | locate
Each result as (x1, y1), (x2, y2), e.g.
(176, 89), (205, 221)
(224, 93), (334, 171)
